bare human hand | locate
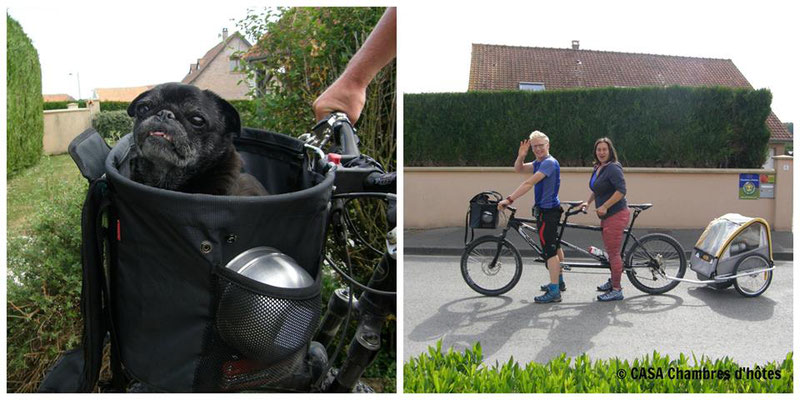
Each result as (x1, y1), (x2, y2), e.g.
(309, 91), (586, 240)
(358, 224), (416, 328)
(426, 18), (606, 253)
(312, 78), (366, 124)
(497, 199), (510, 210)
(518, 139), (530, 158)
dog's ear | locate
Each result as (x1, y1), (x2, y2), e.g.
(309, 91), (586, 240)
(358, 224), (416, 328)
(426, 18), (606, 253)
(207, 90), (241, 135)
(127, 89), (152, 117)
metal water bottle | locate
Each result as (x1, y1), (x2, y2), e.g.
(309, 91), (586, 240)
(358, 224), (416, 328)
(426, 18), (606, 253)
(588, 246), (608, 260)
(481, 210), (495, 225)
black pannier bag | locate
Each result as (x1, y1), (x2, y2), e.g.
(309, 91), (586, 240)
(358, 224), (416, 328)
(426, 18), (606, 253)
(49, 127), (335, 392)
(464, 191), (502, 244)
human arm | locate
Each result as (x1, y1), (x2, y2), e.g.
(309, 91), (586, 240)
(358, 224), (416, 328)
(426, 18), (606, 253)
(514, 139), (534, 173)
(497, 171), (546, 209)
(312, 7), (396, 123)
(596, 191), (624, 217)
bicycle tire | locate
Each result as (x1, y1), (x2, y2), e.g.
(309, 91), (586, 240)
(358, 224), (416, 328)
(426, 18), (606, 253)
(733, 254), (773, 297)
(460, 236), (523, 296)
(624, 233), (686, 294)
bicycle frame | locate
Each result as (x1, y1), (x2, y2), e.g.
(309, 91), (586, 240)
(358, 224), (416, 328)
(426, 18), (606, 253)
(494, 204), (657, 272)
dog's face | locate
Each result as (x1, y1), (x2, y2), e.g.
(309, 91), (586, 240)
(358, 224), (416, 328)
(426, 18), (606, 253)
(127, 83), (241, 170)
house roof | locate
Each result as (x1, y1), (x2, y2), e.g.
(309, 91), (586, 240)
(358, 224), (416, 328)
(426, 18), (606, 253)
(469, 43), (792, 142)
(182, 31), (251, 85)
(242, 33), (269, 61)
(43, 94), (76, 102)
(94, 85), (155, 102)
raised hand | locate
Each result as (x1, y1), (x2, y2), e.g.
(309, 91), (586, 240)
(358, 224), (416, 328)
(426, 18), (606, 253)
(518, 139), (531, 158)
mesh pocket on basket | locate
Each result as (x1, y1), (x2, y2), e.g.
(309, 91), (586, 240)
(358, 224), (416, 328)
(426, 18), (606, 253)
(192, 270), (321, 391)
(216, 277), (321, 364)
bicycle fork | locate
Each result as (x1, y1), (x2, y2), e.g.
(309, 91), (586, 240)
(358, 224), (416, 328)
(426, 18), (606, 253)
(314, 229), (397, 392)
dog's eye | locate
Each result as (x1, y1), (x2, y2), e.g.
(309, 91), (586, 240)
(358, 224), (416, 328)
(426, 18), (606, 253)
(190, 116), (206, 127)
(136, 104), (150, 115)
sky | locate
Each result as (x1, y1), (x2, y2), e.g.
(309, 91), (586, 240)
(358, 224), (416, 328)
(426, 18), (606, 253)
(6, 1), (260, 99)
(5, 0), (798, 125)
(400, 0), (799, 125)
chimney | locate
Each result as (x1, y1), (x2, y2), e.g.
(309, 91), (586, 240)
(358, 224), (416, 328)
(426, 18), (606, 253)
(572, 40), (580, 50)
(223, 28), (229, 41)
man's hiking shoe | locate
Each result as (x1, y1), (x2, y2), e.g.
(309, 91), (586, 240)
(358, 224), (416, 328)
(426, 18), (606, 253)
(540, 281), (567, 292)
(597, 289), (624, 302)
(534, 286), (562, 303)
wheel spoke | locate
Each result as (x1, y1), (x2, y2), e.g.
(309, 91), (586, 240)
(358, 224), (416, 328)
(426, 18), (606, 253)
(734, 255), (772, 296)
(461, 237), (522, 296)
(625, 234), (685, 294)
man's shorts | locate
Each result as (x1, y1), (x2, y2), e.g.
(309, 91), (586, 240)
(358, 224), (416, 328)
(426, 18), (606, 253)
(535, 206), (563, 260)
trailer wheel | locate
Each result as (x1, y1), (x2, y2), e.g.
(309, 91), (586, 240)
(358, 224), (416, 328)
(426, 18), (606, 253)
(733, 254), (773, 297)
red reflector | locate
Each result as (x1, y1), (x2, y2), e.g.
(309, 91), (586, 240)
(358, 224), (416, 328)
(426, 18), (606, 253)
(327, 153), (342, 165)
(117, 220), (121, 241)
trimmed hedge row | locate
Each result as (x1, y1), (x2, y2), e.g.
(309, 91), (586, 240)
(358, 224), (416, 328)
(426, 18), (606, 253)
(7, 15), (44, 176)
(404, 341), (793, 393)
(43, 100), (87, 110)
(405, 87), (772, 168)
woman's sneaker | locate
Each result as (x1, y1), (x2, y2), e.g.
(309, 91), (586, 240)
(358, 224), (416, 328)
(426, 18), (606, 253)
(597, 289), (624, 302)
(597, 279), (613, 292)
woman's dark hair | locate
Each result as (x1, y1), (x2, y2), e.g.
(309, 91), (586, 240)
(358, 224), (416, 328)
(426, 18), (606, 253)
(593, 137), (619, 166)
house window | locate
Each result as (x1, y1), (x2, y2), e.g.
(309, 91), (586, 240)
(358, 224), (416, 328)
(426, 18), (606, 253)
(519, 82), (545, 91)
(229, 58), (240, 73)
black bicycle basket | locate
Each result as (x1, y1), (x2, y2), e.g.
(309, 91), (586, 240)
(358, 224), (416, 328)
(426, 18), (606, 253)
(468, 191), (502, 229)
(62, 128), (335, 393)
(464, 191), (502, 244)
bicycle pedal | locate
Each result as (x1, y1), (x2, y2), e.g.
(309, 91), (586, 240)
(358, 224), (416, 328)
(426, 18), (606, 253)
(560, 264), (572, 271)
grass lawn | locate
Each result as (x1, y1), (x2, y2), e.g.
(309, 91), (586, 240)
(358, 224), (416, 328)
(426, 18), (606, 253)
(7, 154), (85, 236)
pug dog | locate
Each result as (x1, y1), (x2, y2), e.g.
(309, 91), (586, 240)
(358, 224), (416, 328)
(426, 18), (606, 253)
(127, 83), (267, 196)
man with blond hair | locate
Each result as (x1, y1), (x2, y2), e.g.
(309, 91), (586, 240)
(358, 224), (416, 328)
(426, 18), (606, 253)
(498, 130), (565, 303)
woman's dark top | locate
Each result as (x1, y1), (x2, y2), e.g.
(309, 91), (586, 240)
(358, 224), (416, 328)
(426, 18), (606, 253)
(590, 162), (627, 219)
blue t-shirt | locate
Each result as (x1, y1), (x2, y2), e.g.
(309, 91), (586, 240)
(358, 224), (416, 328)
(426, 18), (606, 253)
(533, 155), (560, 209)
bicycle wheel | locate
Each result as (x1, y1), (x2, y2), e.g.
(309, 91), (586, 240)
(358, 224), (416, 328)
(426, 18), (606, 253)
(461, 236), (523, 296)
(733, 254), (773, 297)
(624, 233), (686, 294)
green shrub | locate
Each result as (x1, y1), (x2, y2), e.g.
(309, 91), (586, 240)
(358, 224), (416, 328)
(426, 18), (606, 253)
(236, 7), (396, 173)
(7, 14), (44, 177)
(99, 101), (131, 112)
(405, 86), (772, 168)
(92, 110), (133, 142)
(404, 341), (793, 393)
(7, 158), (86, 392)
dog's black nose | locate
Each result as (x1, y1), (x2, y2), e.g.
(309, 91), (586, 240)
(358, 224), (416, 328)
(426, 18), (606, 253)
(157, 110), (175, 120)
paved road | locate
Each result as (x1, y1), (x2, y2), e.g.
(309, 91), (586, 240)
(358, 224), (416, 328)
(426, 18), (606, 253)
(404, 255), (792, 367)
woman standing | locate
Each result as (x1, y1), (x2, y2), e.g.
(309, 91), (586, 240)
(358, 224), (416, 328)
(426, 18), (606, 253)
(580, 137), (629, 301)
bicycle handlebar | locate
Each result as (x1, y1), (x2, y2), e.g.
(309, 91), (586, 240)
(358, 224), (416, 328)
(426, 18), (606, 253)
(313, 112), (361, 163)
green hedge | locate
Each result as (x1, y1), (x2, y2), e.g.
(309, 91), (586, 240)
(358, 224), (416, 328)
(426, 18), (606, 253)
(7, 14), (44, 177)
(92, 110), (133, 142)
(99, 101), (131, 112)
(405, 87), (772, 168)
(404, 341), (793, 393)
(43, 100), (88, 110)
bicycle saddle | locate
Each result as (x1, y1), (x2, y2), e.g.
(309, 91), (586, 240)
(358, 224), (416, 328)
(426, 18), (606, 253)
(629, 203), (653, 210)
